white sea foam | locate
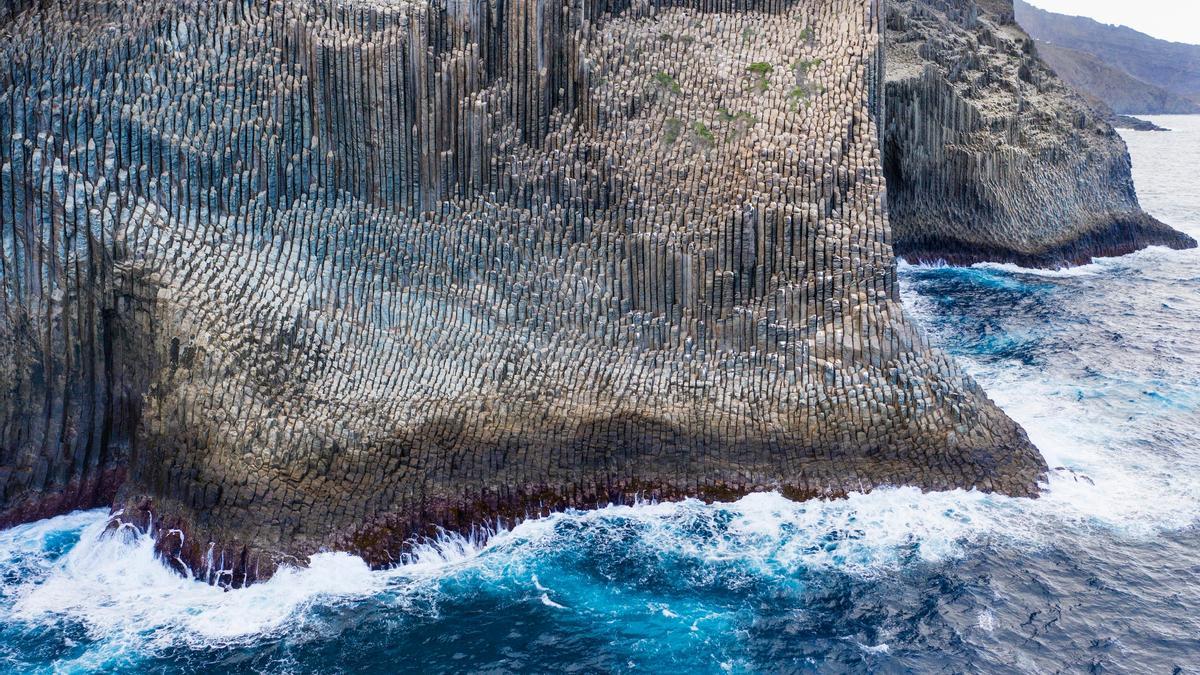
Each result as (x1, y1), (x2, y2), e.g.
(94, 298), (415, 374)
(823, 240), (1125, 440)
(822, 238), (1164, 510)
(540, 594), (568, 609)
(897, 257), (1101, 278)
(979, 364), (1200, 536)
(844, 639), (890, 655)
(7, 422), (1196, 656)
(970, 261), (1101, 277)
(0, 439), (1196, 666)
(0, 509), (100, 562)
(898, 243), (1196, 280)
(5, 185), (1200, 662)
(9, 517), (383, 645)
(977, 609), (995, 632)
(3, 351), (1198, 660)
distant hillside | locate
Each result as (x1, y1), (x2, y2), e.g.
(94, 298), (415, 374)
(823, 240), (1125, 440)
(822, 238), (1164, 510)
(1033, 41), (1200, 114)
(1015, 0), (1200, 112)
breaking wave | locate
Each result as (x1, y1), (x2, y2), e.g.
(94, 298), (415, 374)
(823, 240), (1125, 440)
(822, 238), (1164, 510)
(2, 117), (1199, 672)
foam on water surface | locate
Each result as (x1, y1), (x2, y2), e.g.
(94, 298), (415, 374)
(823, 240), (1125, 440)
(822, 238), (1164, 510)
(3, 118), (1200, 672)
(3, 422), (1198, 660)
(3, 256), (1200, 666)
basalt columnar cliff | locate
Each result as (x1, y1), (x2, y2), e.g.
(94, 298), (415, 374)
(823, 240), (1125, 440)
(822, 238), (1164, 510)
(883, 0), (1195, 266)
(5, 0), (1156, 586)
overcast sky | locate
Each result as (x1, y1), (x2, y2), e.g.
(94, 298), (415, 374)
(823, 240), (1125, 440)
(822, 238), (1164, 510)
(1022, 0), (1200, 45)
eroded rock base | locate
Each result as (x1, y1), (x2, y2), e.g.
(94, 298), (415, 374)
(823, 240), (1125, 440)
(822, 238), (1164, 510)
(898, 212), (1196, 268)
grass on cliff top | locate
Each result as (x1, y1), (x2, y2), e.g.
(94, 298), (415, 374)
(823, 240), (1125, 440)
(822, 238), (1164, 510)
(747, 62), (774, 92)
(652, 72), (682, 95)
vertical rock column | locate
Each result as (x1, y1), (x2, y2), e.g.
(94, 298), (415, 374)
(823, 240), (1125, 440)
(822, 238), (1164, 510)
(0, 1), (169, 526)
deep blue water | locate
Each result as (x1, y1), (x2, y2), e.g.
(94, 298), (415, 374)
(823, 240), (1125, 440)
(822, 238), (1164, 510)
(1, 117), (1198, 674)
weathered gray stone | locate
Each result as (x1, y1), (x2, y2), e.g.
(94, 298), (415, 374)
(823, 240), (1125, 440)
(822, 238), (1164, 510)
(1, 0), (1047, 585)
(884, 0), (1196, 267)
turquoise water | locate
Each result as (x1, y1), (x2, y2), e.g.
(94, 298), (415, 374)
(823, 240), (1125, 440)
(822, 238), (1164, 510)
(1, 117), (1198, 673)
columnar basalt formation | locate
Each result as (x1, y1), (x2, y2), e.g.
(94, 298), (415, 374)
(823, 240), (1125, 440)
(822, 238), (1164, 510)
(1, 0), (1047, 585)
(884, 0), (1196, 267)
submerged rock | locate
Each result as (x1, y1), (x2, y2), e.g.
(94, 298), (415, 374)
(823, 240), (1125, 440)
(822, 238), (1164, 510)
(884, 0), (1196, 267)
(0, 0), (1049, 584)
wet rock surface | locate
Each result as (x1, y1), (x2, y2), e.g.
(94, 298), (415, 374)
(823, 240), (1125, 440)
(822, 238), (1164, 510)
(883, 0), (1196, 267)
(1, 0), (1046, 584)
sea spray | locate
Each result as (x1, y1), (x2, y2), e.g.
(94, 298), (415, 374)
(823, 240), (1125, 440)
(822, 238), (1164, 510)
(5, 450), (1197, 657)
(2, 116), (1198, 671)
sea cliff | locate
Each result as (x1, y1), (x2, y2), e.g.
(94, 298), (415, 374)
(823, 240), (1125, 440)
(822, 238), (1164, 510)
(0, 0), (1056, 585)
(884, 0), (1195, 267)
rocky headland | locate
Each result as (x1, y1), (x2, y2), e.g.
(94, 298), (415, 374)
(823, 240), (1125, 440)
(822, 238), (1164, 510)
(1111, 116), (1168, 133)
(883, 0), (1195, 267)
(1028, 40), (1200, 117)
(1014, 0), (1200, 113)
(2, 0), (1170, 586)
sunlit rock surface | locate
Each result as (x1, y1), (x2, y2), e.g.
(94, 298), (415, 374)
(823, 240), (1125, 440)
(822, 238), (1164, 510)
(0, 0), (1046, 584)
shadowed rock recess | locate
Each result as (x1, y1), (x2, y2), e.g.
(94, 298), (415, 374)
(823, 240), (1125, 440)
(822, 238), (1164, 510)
(884, 0), (1196, 267)
(1, 0), (1046, 584)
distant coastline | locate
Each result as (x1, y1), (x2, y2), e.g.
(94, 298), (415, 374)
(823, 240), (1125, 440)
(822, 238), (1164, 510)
(1015, 0), (1200, 116)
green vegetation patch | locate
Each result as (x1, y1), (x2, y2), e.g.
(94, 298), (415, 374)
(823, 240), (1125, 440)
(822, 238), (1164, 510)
(652, 72), (682, 95)
(788, 83), (826, 109)
(792, 58), (823, 77)
(662, 117), (720, 149)
(747, 62), (774, 76)
(663, 117), (683, 145)
(747, 61), (774, 92)
(718, 108), (758, 140)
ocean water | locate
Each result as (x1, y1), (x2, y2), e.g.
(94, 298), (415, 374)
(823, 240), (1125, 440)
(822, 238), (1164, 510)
(1, 117), (1198, 674)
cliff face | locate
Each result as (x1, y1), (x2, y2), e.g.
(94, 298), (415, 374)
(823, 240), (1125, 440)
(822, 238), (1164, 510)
(884, 0), (1196, 267)
(0, 0), (158, 527)
(0, 0), (1047, 584)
